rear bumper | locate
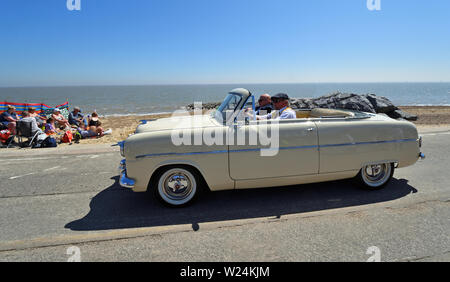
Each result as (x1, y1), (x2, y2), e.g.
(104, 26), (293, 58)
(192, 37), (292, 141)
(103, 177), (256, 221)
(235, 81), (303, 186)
(119, 159), (135, 189)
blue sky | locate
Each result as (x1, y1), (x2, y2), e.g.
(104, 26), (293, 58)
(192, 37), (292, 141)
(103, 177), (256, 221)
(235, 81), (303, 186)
(1, 0), (449, 86)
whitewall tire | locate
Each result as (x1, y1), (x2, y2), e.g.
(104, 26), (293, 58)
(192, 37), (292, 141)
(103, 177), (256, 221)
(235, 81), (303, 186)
(355, 163), (394, 190)
(155, 167), (199, 207)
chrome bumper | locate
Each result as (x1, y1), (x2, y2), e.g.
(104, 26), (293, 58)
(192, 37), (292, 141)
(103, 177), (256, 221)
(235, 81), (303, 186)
(119, 159), (135, 188)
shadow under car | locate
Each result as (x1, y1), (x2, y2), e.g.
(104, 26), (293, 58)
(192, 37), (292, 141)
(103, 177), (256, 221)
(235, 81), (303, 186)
(65, 175), (418, 231)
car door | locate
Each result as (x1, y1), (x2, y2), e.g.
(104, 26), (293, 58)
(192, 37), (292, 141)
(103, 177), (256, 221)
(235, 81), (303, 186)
(228, 119), (319, 180)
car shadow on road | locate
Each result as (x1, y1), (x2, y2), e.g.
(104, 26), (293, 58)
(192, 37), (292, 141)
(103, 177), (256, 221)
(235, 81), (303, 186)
(65, 176), (418, 231)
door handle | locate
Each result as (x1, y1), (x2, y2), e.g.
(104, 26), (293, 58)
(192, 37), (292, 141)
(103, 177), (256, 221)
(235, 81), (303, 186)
(307, 127), (315, 132)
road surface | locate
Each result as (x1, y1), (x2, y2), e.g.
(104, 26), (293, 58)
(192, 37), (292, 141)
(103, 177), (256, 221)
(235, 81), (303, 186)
(0, 128), (449, 262)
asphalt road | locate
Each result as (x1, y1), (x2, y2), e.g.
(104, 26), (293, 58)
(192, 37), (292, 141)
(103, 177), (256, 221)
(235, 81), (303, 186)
(0, 129), (449, 262)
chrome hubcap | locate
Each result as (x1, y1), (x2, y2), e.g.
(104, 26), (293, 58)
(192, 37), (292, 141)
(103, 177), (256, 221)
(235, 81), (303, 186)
(165, 174), (190, 197)
(362, 163), (391, 187)
(159, 169), (196, 205)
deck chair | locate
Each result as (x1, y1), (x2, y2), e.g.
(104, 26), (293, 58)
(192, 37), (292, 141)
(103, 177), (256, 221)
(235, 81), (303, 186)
(7, 120), (40, 148)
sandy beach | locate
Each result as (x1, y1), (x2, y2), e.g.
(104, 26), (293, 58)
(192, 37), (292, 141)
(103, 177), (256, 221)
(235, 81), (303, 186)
(59, 106), (450, 145)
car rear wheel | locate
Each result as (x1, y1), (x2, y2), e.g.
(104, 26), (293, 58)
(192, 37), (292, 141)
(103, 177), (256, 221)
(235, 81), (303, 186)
(355, 163), (394, 190)
(155, 167), (199, 207)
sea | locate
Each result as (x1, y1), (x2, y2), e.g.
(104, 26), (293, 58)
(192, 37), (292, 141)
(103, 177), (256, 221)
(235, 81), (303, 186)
(1, 83), (449, 116)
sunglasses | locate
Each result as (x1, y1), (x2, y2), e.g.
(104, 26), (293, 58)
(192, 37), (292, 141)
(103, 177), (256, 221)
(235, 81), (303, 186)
(271, 98), (283, 103)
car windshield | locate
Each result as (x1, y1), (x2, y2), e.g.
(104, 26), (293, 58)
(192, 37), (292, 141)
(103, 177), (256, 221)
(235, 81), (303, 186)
(213, 93), (243, 123)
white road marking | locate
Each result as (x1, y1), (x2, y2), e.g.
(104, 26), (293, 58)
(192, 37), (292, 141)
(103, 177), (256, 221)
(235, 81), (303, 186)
(2, 153), (114, 164)
(8, 167), (68, 180)
(9, 173), (35, 180)
(80, 171), (113, 176)
(421, 131), (450, 136)
(3, 157), (55, 162)
(43, 166), (61, 172)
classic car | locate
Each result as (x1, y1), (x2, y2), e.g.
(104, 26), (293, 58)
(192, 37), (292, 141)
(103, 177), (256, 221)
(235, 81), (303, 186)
(118, 88), (425, 207)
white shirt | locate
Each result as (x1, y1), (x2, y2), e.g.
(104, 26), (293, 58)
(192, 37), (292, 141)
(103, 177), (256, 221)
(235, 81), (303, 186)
(260, 106), (296, 120)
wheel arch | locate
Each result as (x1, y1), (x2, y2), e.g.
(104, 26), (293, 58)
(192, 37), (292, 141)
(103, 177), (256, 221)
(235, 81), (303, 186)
(147, 161), (211, 192)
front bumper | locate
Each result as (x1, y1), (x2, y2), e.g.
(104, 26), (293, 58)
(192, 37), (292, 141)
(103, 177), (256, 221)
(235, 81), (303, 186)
(119, 159), (135, 188)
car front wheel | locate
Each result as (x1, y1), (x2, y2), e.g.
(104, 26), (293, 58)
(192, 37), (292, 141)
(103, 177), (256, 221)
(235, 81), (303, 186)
(355, 163), (394, 190)
(155, 167), (199, 207)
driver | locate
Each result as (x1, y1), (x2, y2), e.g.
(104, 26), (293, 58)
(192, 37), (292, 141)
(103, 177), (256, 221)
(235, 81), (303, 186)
(255, 93), (274, 115)
(256, 93), (296, 120)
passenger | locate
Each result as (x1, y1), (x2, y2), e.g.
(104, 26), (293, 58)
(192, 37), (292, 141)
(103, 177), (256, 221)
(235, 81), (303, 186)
(69, 106), (85, 127)
(255, 94), (274, 115)
(51, 108), (71, 130)
(21, 111), (44, 134)
(256, 93), (296, 120)
(0, 105), (19, 135)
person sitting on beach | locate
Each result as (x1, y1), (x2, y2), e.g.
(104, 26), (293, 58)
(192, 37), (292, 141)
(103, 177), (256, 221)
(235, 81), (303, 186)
(51, 108), (71, 130)
(21, 111), (44, 134)
(88, 112), (107, 134)
(44, 117), (57, 135)
(69, 106), (85, 127)
(0, 105), (19, 135)
(27, 107), (46, 127)
(88, 112), (101, 127)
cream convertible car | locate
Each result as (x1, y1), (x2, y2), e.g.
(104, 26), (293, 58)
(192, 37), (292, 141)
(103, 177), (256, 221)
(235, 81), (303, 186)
(118, 88), (425, 207)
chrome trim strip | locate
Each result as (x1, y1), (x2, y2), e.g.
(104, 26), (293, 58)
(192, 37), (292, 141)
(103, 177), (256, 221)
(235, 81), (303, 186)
(229, 145), (318, 153)
(135, 138), (417, 159)
(319, 138), (417, 148)
(136, 150), (229, 159)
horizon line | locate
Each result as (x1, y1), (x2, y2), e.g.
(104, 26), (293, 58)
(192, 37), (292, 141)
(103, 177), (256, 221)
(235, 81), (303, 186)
(1, 81), (450, 88)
